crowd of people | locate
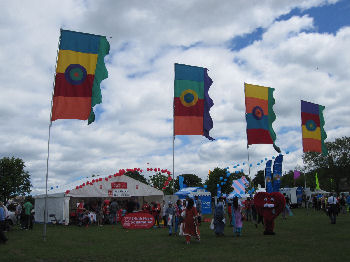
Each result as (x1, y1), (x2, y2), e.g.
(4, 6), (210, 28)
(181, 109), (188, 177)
(1, 191), (349, 245)
(0, 198), (34, 245)
(310, 192), (350, 224)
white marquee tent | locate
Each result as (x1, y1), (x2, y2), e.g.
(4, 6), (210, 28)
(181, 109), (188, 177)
(34, 174), (164, 224)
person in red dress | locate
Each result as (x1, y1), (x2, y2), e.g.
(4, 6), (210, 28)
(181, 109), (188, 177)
(182, 198), (200, 244)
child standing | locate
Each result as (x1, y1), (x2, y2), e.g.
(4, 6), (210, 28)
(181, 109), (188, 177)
(231, 197), (243, 237)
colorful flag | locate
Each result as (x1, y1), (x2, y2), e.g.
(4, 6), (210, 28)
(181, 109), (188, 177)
(51, 29), (110, 124)
(174, 63), (214, 140)
(315, 172), (320, 190)
(301, 100), (327, 155)
(265, 160), (273, 193)
(294, 170), (301, 180)
(244, 83), (277, 146)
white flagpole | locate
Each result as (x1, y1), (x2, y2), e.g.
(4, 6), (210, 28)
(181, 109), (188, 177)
(43, 29), (61, 241)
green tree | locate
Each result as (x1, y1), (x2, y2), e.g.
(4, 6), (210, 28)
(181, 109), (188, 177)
(174, 174), (202, 191)
(0, 157), (32, 203)
(303, 136), (350, 193)
(125, 171), (149, 185)
(149, 172), (174, 195)
(204, 167), (236, 196)
(252, 170), (265, 188)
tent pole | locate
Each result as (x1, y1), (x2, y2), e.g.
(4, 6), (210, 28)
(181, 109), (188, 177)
(43, 29), (60, 241)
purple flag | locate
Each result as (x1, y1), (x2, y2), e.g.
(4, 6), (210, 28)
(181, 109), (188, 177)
(294, 170), (301, 180)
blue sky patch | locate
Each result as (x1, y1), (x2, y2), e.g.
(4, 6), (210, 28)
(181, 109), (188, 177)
(228, 0), (350, 52)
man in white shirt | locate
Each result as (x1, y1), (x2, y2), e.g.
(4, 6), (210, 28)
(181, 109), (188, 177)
(327, 193), (338, 224)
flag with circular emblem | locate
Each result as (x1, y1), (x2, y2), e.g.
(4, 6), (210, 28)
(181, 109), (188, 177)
(301, 100), (327, 155)
(51, 29), (110, 124)
(174, 63), (214, 140)
(244, 83), (277, 146)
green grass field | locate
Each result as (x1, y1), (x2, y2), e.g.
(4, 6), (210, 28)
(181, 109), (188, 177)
(1, 208), (350, 262)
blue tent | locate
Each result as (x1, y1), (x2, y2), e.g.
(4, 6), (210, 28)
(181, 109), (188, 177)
(174, 187), (212, 215)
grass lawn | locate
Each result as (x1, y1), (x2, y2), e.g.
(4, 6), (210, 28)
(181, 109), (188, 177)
(1, 208), (350, 262)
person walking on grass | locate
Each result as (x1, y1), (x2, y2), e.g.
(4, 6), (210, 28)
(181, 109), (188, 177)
(231, 197), (243, 237)
(214, 197), (225, 237)
(174, 200), (182, 235)
(346, 193), (350, 214)
(195, 196), (202, 226)
(109, 199), (119, 225)
(23, 198), (33, 230)
(162, 200), (167, 228)
(165, 202), (175, 236)
(327, 193), (338, 224)
(0, 202), (8, 244)
(339, 194), (346, 214)
(182, 198), (200, 244)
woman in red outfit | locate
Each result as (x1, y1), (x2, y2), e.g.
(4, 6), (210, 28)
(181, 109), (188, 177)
(182, 198), (200, 244)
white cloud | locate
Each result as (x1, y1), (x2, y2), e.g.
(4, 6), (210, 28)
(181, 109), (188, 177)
(0, 0), (348, 195)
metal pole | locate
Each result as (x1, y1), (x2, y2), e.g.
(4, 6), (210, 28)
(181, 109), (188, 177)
(247, 145), (251, 177)
(172, 135), (175, 194)
(43, 121), (52, 241)
(43, 29), (61, 241)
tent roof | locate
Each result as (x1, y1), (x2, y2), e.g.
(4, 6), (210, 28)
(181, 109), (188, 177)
(35, 175), (163, 198)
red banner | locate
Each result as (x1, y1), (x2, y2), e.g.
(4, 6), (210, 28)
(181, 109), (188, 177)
(111, 182), (127, 189)
(121, 212), (155, 229)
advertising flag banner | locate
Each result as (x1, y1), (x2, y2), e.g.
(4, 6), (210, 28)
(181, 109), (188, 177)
(301, 100), (327, 155)
(174, 63), (214, 140)
(245, 83), (277, 145)
(52, 29), (110, 124)
(265, 160), (273, 193)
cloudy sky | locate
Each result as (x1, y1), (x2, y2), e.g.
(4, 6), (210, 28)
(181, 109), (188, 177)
(1, 0), (349, 195)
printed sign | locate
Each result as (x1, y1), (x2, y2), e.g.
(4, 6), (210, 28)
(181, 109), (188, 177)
(121, 212), (155, 229)
(113, 189), (130, 197)
(111, 182), (127, 189)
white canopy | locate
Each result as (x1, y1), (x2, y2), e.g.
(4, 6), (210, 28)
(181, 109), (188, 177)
(34, 175), (163, 224)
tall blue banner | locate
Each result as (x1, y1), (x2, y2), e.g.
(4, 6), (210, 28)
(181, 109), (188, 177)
(265, 160), (273, 193)
(179, 176), (184, 190)
(273, 154), (283, 192)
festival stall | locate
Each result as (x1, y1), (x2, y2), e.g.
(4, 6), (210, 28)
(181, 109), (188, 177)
(34, 173), (164, 224)
(174, 187), (211, 214)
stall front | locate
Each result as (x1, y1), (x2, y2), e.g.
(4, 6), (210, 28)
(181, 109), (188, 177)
(34, 174), (164, 224)
(175, 187), (212, 214)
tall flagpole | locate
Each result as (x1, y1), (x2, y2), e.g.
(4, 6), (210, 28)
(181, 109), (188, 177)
(247, 144), (251, 188)
(43, 29), (61, 241)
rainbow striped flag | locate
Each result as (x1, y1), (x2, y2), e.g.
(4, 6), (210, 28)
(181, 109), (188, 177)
(301, 100), (327, 155)
(231, 176), (249, 195)
(174, 63), (214, 140)
(244, 83), (277, 146)
(51, 29), (109, 124)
